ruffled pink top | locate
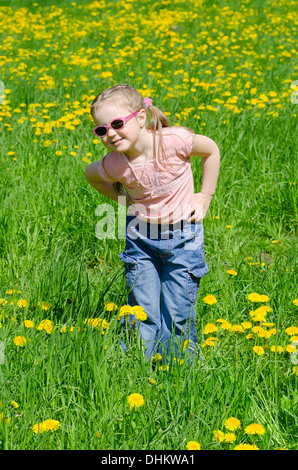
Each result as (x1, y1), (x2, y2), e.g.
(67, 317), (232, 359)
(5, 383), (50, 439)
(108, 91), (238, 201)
(96, 127), (195, 224)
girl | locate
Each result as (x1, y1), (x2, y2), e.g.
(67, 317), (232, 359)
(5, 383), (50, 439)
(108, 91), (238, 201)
(85, 84), (220, 361)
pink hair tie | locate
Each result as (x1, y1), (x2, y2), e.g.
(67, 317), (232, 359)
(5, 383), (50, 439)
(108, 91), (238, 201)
(144, 97), (152, 107)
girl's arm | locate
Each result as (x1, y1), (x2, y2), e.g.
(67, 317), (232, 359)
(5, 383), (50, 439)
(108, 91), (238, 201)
(85, 162), (121, 203)
(188, 134), (220, 222)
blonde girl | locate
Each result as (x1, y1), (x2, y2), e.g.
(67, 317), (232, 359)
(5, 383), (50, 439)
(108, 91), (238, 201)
(86, 84), (220, 361)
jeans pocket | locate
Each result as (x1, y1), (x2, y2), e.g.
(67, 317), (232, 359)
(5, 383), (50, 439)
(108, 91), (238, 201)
(119, 252), (139, 290)
(187, 266), (204, 303)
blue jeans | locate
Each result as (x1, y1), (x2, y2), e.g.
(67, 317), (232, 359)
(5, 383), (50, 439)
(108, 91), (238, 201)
(119, 216), (208, 361)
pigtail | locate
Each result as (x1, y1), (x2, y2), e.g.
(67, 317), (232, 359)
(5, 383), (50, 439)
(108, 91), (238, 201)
(146, 105), (170, 132)
(144, 101), (170, 170)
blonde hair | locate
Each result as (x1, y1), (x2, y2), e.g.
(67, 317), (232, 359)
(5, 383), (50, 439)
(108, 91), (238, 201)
(91, 83), (169, 132)
(91, 84), (171, 197)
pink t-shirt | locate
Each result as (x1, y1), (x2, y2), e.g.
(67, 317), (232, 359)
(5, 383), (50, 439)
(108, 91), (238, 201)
(96, 127), (195, 224)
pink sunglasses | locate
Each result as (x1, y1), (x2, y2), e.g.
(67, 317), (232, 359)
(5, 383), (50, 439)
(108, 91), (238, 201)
(93, 110), (140, 137)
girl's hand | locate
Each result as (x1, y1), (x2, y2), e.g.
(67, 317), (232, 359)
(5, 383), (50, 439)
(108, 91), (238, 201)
(187, 192), (213, 223)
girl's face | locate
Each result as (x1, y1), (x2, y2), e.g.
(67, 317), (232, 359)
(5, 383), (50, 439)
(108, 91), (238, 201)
(93, 99), (147, 158)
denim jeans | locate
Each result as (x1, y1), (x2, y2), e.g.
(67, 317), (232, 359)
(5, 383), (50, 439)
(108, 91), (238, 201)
(119, 216), (208, 361)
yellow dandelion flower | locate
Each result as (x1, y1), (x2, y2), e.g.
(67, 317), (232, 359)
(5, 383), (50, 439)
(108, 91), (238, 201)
(247, 293), (260, 302)
(253, 346), (265, 356)
(186, 440), (201, 450)
(293, 299), (298, 306)
(270, 345), (283, 354)
(32, 419), (60, 434)
(6, 289), (19, 294)
(231, 325), (244, 333)
(37, 319), (53, 334)
(40, 301), (51, 311)
(252, 326), (269, 338)
(252, 315), (267, 323)
(152, 353), (162, 363)
(17, 299), (29, 308)
(13, 336), (27, 347)
(203, 323), (218, 334)
(104, 301), (118, 311)
(244, 423), (266, 436)
(118, 305), (134, 319)
(234, 443), (259, 450)
(22, 320), (35, 328)
(248, 293), (269, 303)
(224, 433), (237, 443)
(204, 337), (218, 346)
(203, 294), (217, 305)
(255, 305), (271, 314)
(258, 294), (270, 302)
(219, 321), (232, 331)
(226, 269), (237, 276)
(32, 422), (45, 434)
(285, 326), (298, 336)
(42, 419), (61, 432)
(101, 71), (113, 78)
(260, 329), (272, 339)
(127, 393), (145, 410)
(241, 322), (252, 330)
(84, 318), (109, 331)
(11, 401), (19, 408)
(286, 344), (296, 354)
(132, 306), (147, 321)
(148, 378), (157, 385)
(213, 430), (225, 442)
(225, 417), (241, 431)
(158, 365), (169, 371)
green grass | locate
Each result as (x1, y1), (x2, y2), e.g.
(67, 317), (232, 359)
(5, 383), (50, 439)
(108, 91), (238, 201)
(0, 0), (297, 450)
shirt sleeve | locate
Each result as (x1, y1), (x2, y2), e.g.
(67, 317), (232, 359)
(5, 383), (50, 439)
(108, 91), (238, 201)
(174, 127), (195, 158)
(97, 155), (115, 184)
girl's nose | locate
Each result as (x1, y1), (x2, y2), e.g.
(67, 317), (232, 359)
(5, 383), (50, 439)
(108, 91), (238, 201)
(107, 127), (116, 137)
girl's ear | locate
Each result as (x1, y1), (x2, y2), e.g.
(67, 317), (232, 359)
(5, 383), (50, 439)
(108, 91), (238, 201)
(137, 108), (147, 128)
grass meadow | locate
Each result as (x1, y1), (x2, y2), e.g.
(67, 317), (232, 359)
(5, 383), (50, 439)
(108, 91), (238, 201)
(0, 0), (297, 451)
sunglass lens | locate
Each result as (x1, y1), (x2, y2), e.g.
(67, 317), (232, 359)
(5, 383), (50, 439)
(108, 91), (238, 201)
(95, 126), (107, 137)
(111, 119), (124, 130)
